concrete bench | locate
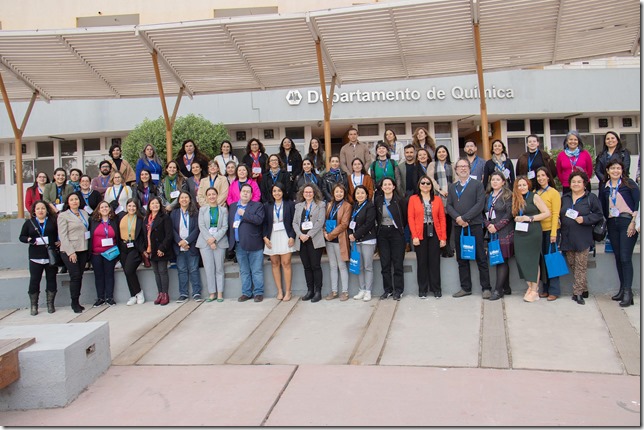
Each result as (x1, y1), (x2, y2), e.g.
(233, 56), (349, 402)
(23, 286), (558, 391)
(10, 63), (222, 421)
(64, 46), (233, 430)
(0, 338), (35, 389)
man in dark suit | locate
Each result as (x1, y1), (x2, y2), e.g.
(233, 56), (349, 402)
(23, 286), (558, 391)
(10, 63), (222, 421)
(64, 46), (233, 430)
(229, 183), (266, 302)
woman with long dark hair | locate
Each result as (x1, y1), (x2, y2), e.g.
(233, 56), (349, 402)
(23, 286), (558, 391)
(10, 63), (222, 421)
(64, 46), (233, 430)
(382, 128), (404, 163)
(89, 201), (120, 307)
(427, 145), (454, 257)
(175, 139), (209, 179)
(260, 154), (291, 204)
(307, 137), (326, 175)
(158, 160), (188, 213)
(483, 139), (515, 189)
(145, 197), (174, 306)
(349, 185), (377, 302)
(25, 172), (49, 213)
(119, 198), (147, 306)
(242, 137), (268, 183)
(108, 143), (136, 186)
(76, 174), (101, 215)
(278, 137), (303, 182)
(294, 158), (322, 199)
(19, 200), (59, 315)
(135, 143), (164, 185)
(595, 131), (632, 190)
(214, 140), (239, 173)
(134, 168), (159, 216)
(43, 167), (74, 213)
(347, 158), (374, 204)
(171, 191), (202, 302)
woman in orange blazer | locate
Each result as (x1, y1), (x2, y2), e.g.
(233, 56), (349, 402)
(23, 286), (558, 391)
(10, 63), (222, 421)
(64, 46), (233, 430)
(408, 174), (447, 298)
(347, 158), (375, 203)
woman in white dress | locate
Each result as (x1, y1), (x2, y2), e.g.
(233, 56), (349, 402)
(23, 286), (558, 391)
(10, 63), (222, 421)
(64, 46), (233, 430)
(214, 140), (239, 173)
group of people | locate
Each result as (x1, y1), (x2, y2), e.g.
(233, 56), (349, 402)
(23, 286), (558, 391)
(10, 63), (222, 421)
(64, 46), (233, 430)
(19, 127), (639, 315)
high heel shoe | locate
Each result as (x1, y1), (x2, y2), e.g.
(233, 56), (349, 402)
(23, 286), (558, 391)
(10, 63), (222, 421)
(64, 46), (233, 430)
(619, 290), (634, 307)
(572, 295), (585, 305)
(523, 286), (539, 302)
(612, 287), (625, 301)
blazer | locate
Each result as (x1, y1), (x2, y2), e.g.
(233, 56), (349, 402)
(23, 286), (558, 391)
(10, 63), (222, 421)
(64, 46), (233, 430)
(25, 186), (43, 213)
(516, 149), (557, 180)
(227, 179), (261, 205)
(19, 216), (58, 260)
(175, 153), (209, 178)
(321, 170), (349, 202)
(348, 200), (377, 242)
(446, 179), (486, 226)
(170, 208), (200, 256)
(43, 183), (74, 207)
(292, 200), (326, 250)
(89, 217), (121, 255)
(482, 192), (514, 242)
(196, 204), (229, 250)
(135, 158), (164, 185)
(116, 213), (147, 254)
(279, 150), (303, 181)
(147, 212), (174, 261)
(374, 193), (407, 236)
(242, 152), (269, 178)
(57, 209), (90, 255)
(133, 183), (159, 213)
(559, 191), (604, 252)
(108, 158), (136, 184)
(339, 141), (372, 175)
(228, 201), (265, 251)
(185, 176), (204, 203)
(76, 190), (102, 214)
(197, 175), (229, 207)
(599, 178), (640, 218)
(263, 200), (296, 240)
(324, 200), (351, 261)
(347, 173), (375, 204)
(260, 170), (292, 204)
(482, 158), (516, 189)
(407, 194), (447, 242)
(595, 148), (631, 185)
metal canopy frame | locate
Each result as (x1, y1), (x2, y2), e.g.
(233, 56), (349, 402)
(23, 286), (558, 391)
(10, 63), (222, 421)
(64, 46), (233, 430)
(0, 0), (639, 216)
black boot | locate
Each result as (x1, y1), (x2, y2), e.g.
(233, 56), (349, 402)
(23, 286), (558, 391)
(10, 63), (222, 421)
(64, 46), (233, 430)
(302, 286), (314, 301)
(619, 289), (634, 307)
(46, 291), (56, 314)
(611, 287), (625, 301)
(29, 293), (39, 316)
(489, 289), (503, 301)
(71, 297), (83, 313)
(311, 286), (322, 303)
(572, 294), (585, 305)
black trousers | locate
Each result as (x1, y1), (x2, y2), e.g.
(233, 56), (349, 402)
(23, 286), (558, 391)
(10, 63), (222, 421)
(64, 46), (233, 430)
(61, 250), (88, 300)
(415, 224), (442, 295)
(121, 247), (142, 296)
(454, 225), (491, 292)
(28, 261), (58, 294)
(299, 240), (323, 291)
(378, 226), (405, 295)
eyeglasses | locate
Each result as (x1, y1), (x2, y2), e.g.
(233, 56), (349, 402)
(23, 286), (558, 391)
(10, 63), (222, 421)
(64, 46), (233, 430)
(456, 165), (469, 169)
(420, 181), (431, 185)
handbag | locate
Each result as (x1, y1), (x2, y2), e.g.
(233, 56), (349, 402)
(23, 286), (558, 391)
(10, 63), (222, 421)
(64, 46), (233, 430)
(101, 245), (121, 261)
(31, 219), (61, 266)
(544, 242), (569, 278)
(487, 233), (504, 266)
(592, 218), (607, 242)
(459, 226), (476, 260)
(349, 242), (361, 275)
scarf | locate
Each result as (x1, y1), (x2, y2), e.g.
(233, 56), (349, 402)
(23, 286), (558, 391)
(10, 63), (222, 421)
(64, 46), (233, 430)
(564, 147), (580, 158)
(68, 181), (81, 192)
(163, 174), (178, 202)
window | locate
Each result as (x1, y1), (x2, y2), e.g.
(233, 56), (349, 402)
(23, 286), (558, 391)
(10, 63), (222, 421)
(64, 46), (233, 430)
(357, 124), (379, 136)
(384, 123), (405, 136)
(83, 138), (101, 152)
(507, 137), (527, 159)
(0, 161), (4, 185)
(263, 129), (274, 140)
(621, 133), (640, 155)
(284, 127), (305, 143)
(11, 160), (34, 185)
(576, 118), (590, 133)
(84, 156), (106, 179)
(434, 122), (452, 138)
(507, 119), (525, 132)
(411, 122), (429, 134)
(60, 140), (78, 173)
(529, 119), (544, 135)
(37, 141), (54, 158)
(235, 131), (247, 142)
(9, 143), (27, 156)
(549, 119), (569, 135)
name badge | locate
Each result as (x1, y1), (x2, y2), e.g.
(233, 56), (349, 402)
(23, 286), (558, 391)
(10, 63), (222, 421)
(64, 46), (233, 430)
(301, 221), (313, 230)
(609, 207), (620, 217)
(115, 206), (124, 214)
(85, 206), (94, 215)
(273, 222), (285, 231)
(55, 203), (64, 211)
(391, 153), (400, 161)
(349, 221), (356, 230)
(252, 167), (262, 174)
(487, 210), (496, 220)
(186, 164), (191, 172)
(527, 171), (536, 179)
(287, 165), (293, 172)
(102, 238), (114, 247)
(503, 168), (511, 179)
(469, 175), (477, 180)
(84, 231), (91, 240)
(233, 220), (241, 229)
(151, 173), (160, 181)
(126, 242), (135, 248)
(315, 169), (320, 175)
(209, 227), (218, 236)
(565, 208), (579, 219)
(515, 222), (529, 232)
(35, 237), (49, 245)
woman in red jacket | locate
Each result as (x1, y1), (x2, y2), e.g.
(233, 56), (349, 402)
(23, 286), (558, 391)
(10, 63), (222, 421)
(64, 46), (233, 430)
(25, 172), (50, 213)
(408, 175), (446, 298)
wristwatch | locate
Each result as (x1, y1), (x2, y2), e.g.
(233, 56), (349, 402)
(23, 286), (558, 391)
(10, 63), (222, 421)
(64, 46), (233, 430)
(529, 216), (534, 223)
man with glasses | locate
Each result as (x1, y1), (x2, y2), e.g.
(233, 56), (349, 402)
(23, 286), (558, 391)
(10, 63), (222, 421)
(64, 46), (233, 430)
(91, 160), (113, 197)
(446, 158), (491, 298)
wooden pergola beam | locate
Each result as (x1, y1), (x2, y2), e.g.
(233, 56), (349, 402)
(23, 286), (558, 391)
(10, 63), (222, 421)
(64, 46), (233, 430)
(151, 50), (184, 162)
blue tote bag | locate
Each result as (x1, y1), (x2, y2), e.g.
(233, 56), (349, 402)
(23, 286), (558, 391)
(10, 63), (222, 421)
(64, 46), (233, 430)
(544, 242), (569, 278)
(460, 226), (476, 260)
(488, 233), (504, 266)
(349, 242), (361, 275)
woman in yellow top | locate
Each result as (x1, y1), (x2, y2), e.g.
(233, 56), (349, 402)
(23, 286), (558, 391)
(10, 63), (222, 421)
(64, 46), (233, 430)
(535, 167), (562, 300)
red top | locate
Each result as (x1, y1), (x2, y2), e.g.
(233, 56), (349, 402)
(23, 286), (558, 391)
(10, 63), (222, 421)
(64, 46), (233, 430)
(407, 194), (447, 241)
(25, 187), (42, 212)
(92, 221), (116, 255)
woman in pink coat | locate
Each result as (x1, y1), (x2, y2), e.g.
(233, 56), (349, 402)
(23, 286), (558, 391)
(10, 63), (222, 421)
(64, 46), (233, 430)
(556, 130), (593, 194)
(227, 164), (260, 205)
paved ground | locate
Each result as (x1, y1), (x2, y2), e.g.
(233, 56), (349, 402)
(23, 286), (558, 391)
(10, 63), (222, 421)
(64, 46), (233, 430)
(0, 291), (640, 426)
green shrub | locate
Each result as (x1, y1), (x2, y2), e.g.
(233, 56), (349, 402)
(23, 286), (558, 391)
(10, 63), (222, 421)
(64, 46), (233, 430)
(122, 114), (230, 167)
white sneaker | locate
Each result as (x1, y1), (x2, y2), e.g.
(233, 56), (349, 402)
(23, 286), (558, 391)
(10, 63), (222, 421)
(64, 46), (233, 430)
(135, 291), (145, 305)
(353, 290), (365, 300)
(126, 296), (137, 306)
(363, 291), (372, 302)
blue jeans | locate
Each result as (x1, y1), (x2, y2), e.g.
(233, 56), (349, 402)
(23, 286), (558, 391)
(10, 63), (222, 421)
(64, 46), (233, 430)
(236, 245), (264, 297)
(176, 252), (202, 297)
(540, 230), (561, 296)
(607, 217), (639, 290)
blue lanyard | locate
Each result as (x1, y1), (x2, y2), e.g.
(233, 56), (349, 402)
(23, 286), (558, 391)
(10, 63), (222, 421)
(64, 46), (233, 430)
(270, 171), (279, 184)
(569, 154), (579, 168)
(571, 194), (584, 210)
(537, 185), (549, 195)
(143, 187), (150, 205)
(274, 203), (283, 221)
(519, 192), (530, 216)
(210, 175), (217, 187)
(352, 201), (367, 220)
(100, 176), (109, 188)
(169, 179), (177, 191)
(455, 178), (471, 200)
(181, 210), (189, 229)
(527, 149), (539, 171)
(38, 217), (47, 236)
(495, 160), (505, 172)
(471, 156), (480, 172)
(378, 159), (388, 170)
(304, 173), (318, 185)
(56, 186), (63, 203)
(383, 199), (395, 220)
(609, 179), (621, 206)
(487, 191), (501, 211)
(352, 173), (363, 186)
(82, 191), (91, 205)
(112, 185), (121, 201)
(329, 201), (342, 219)
(235, 204), (246, 229)
(420, 163), (428, 174)
(102, 220), (110, 238)
(72, 210), (88, 230)
(304, 202), (313, 221)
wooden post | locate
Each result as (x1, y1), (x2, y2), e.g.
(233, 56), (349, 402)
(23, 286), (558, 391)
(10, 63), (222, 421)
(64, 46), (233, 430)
(315, 40), (336, 167)
(151, 50), (184, 162)
(473, 22), (490, 159)
(0, 72), (37, 218)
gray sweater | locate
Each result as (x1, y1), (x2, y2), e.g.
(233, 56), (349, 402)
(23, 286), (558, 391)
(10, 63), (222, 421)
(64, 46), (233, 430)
(446, 178), (485, 225)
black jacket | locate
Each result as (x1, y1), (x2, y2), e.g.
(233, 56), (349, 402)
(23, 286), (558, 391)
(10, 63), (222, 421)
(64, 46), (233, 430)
(19, 217), (58, 260)
(76, 190), (102, 213)
(147, 213), (174, 261)
(348, 200), (377, 242)
(374, 193), (406, 236)
(279, 150), (303, 182)
(260, 170), (292, 204)
(294, 173), (323, 200)
(116, 213), (147, 253)
(559, 191), (604, 252)
(263, 200), (296, 240)
(322, 170), (349, 202)
(595, 148), (631, 185)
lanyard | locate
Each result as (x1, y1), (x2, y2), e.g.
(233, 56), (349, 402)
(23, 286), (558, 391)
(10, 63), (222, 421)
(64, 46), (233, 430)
(222, 154), (230, 164)
(56, 186), (63, 203)
(487, 191), (501, 211)
(209, 206), (219, 227)
(100, 176), (109, 188)
(519, 192), (530, 216)
(537, 185), (549, 196)
(274, 203), (283, 221)
(270, 170), (279, 183)
(101, 220), (110, 237)
(455, 177), (471, 200)
(181, 210), (189, 229)
(304, 202), (313, 221)
(609, 179), (621, 206)
(184, 153), (194, 167)
(329, 201), (342, 219)
(143, 187), (150, 205)
(82, 191), (91, 205)
(377, 159), (388, 170)
(235, 204), (246, 229)
(250, 152), (260, 164)
(72, 210), (88, 229)
(420, 163), (428, 174)
(112, 185), (121, 201)
(127, 215), (136, 240)
(352, 201), (367, 220)
(572, 194), (584, 210)
(38, 217), (47, 236)
(352, 173), (363, 186)
(210, 175), (216, 187)
(169, 178), (177, 191)
(304, 173), (318, 185)
(471, 156), (480, 172)
(527, 149), (539, 171)
(569, 154), (579, 169)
